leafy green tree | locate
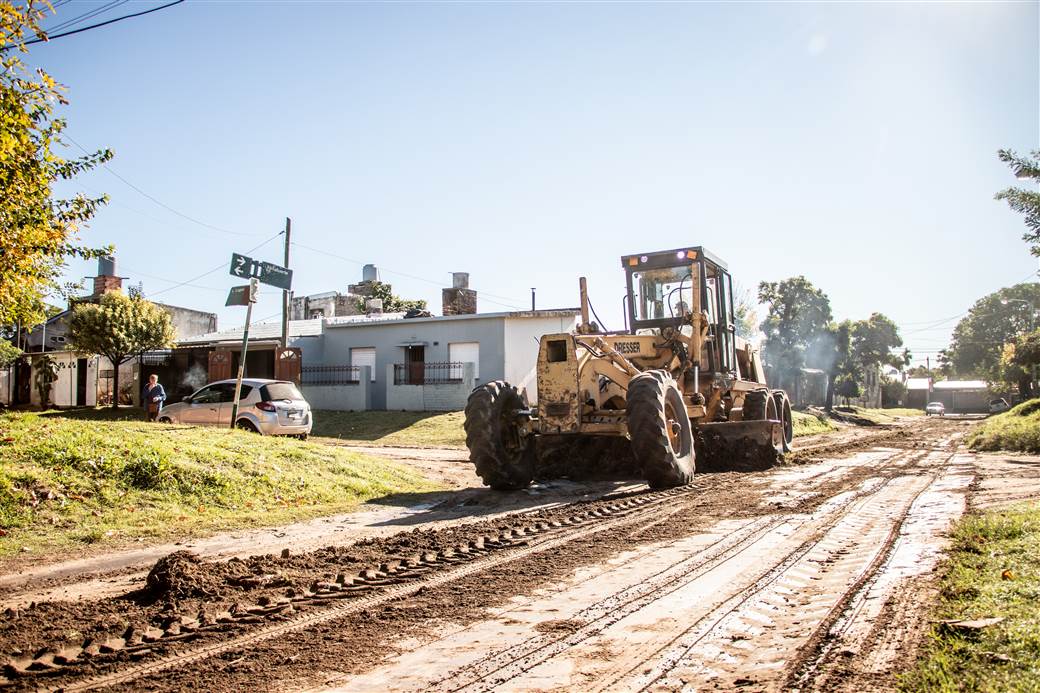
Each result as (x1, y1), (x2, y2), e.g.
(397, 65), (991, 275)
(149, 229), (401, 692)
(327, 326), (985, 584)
(354, 281), (427, 313)
(810, 320), (858, 411)
(995, 149), (1040, 256)
(946, 283), (1040, 395)
(880, 376), (906, 408)
(758, 276), (833, 400)
(67, 293), (175, 408)
(0, 1), (113, 330)
(852, 313), (904, 369)
(0, 340), (21, 368)
(835, 374), (861, 406)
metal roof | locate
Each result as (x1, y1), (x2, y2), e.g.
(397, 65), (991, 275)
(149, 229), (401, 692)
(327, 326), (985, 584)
(906, 378), (932, 390)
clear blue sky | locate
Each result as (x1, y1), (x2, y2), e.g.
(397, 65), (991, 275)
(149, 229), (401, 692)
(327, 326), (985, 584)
(31, 0), (1039, 367)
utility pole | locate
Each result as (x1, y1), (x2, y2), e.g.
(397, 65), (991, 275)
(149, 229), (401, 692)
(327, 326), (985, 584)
(281, 217), (292, 351)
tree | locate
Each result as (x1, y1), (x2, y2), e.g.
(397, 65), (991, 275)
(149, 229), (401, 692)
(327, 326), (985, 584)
(734, 285), (759, 341)
(758, 276), (833, 399)
(0, 2), (113, 330)
(835, 374), (861, 406)
(0, 340), (21, 368)
(880, 376), (906, 408)
(809, 320), (857, 412)
(946, 283), (1040, 395)
(851, 313), (904, 369)
(999, 328), (1040, 393)
(67, 293), (175, 408)
(995, 149), (1040, 256)
(353, 281), (427, 314)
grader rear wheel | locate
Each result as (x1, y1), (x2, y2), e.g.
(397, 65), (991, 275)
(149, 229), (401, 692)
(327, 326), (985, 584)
(464, 381), (534, 490)
(772, 390), (793, 452)
(627, 370), (695, 489)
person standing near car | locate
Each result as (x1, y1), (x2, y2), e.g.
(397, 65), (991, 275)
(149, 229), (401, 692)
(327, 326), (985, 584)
(142, 374), (167, 422)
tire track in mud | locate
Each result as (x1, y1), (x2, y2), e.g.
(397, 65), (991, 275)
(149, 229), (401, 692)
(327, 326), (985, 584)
(13, 477), (732, 692)
(333, 445), (947, 693)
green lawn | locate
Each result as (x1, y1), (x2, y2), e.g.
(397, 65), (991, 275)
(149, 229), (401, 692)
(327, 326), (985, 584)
(791, 410), (840, 437)
(0, 409), (437, 557)
(833, 405), (926, 424)
(969, 399), (1040, 454)
(901, 503), (1040, 692)
(311, 410), (466, 447)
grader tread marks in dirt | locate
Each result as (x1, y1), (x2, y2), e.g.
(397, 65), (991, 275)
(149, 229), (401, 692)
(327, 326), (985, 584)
(464, 381), (534, 490)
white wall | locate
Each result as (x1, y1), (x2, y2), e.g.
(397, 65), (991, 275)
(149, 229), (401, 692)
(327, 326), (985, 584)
(503, 315), (579, 403)
(301, 367), (372, 411)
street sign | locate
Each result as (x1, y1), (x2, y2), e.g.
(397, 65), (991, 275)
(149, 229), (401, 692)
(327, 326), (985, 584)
(230, 253), (293, 291)
(225, 283), (257, 307)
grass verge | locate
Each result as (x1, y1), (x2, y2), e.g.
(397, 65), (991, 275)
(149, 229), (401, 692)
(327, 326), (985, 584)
(791, 410), (839, 437)
(311, 410), (466, 447)
(969, 398), (1040, 453)
(0, 409), (437, 557)
(901, 503), (1040, 692)
(833, 405), (925, 424)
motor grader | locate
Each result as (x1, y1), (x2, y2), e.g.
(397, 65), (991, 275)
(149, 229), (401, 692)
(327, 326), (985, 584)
(464, 246), (793, 490)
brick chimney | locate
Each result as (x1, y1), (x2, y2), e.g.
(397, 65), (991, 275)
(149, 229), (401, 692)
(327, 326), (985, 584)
(91, 256), (123, 299)
(442, 272), (477, 315)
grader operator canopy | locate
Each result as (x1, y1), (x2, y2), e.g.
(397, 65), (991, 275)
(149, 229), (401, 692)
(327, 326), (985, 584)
(623, 247), (737, 376)
(463, 245), (792, 492)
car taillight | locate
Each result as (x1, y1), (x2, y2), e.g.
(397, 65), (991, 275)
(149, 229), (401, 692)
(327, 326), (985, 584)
(256, 401), (277, 412)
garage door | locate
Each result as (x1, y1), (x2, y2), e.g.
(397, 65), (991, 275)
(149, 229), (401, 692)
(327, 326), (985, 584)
(350, 347), (376, 381)
(449, 342), (479, 379)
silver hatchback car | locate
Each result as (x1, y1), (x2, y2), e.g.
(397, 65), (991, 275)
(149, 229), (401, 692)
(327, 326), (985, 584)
(159, 378), (313, 438)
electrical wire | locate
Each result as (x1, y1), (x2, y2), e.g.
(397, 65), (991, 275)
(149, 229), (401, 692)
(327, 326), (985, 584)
(48, 0), (129, 34)
(144, 231), (282, 300)
(63, 134), (262, 237)
(9, 0), (185, 49)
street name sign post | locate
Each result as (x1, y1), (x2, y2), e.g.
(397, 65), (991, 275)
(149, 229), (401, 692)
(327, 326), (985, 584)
(229, 277), (259, 429)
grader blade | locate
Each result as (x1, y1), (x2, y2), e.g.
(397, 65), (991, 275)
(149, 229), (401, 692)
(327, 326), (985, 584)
(695, 420), (785, 473)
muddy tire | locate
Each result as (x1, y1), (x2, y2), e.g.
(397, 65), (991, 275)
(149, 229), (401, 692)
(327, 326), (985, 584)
(772, 390), (793, 452)
(464, 381), (534, 490)
(627, 370), (695, 489)
(743, 389), (769, 421)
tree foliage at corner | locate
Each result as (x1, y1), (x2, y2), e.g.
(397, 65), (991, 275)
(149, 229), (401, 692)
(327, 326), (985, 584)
(0, 1), (114, 330)
(996, 149), (1040, 256)
(851, 312), (905, 370)
(354, 281), (427, 314)
(0, 339), (22, 367)
(758, 276), (833, 397)
(67, 293), (175, 408)
(733, 284), (759, 341)
(947, 283), (1040, 394)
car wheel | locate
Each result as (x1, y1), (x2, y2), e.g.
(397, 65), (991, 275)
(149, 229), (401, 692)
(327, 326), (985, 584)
(158, 417), (172, 424)
(297, 434), (308, 441)
(236, 419), (259, 433)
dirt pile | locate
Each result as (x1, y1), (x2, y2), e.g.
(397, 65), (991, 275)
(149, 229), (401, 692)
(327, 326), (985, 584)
(145, 551), (223, 601)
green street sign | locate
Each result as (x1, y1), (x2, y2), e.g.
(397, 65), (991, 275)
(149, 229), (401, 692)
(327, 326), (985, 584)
(225, 280), (258, 306)
(230, 253), (293, 291)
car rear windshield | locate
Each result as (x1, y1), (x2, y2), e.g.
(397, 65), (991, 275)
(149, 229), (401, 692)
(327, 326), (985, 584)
(260, 382), (304, 401)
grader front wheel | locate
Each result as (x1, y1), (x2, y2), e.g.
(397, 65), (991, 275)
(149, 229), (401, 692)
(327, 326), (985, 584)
(464, 381), (534, 490)
(627, 371), (695, 489)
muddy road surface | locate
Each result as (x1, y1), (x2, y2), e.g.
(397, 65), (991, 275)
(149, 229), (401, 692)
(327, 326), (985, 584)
(1, 416), (1020, 692)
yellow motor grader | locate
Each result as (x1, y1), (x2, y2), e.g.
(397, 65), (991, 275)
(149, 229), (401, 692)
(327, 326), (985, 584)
(464, 247), (793, 490)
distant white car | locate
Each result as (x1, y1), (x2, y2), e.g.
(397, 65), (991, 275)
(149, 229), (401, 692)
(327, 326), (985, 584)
(926, 402), (946, 417)
(159, 378), (313, 439)
(989, 398), (1010, 414)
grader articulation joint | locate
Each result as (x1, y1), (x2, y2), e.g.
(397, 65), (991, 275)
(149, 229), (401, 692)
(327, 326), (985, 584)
(463, 247), (793, 490)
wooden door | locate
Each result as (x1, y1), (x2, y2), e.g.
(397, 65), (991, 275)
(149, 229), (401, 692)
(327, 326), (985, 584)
(208, 350), (232, 382)
(275, 348), (302, 384)
(76, 358), (88, 406)
(407, 346), (425, 385)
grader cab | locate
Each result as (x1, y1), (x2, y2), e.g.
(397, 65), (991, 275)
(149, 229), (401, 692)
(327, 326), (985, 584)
(463, 247), (793, 490)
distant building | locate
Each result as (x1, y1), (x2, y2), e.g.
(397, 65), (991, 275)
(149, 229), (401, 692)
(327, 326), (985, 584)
(905, 377), (932, 409)
(931, 380), (990, 413)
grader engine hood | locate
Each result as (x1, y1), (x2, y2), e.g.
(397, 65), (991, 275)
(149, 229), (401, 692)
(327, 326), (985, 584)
(536, 334), (581, 432)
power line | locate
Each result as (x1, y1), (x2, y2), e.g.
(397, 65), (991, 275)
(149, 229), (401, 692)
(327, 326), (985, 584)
(8, 0), (185, 49)
(49, 0), (129, 34)
(64, 134), (261, 237)
(144, 232), (282, 300)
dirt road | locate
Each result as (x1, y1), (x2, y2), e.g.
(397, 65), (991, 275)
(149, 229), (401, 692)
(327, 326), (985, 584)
(3, 416), (1033, 692)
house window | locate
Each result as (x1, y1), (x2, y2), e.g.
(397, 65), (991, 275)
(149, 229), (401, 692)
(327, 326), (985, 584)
(449, 342), (479, 379)
(350, 347), (376, 382)
(309, 309), (325, 319)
